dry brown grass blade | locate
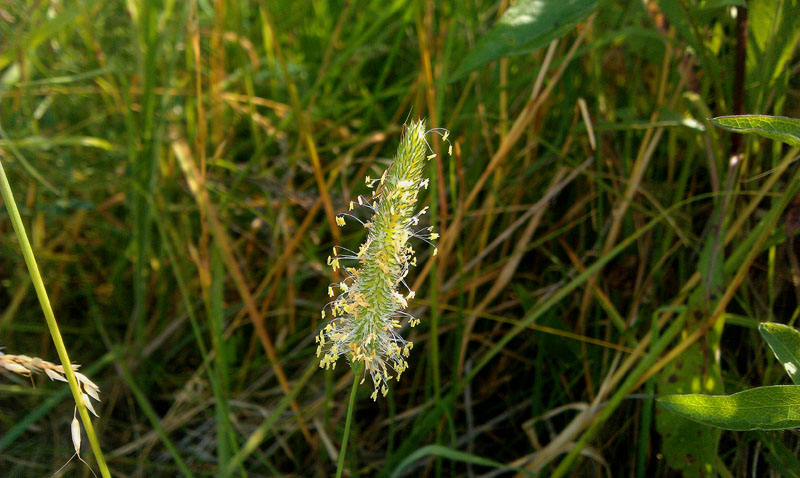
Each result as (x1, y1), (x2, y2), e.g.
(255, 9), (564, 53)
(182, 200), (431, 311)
(261, 2), (340, 249)
(455, 160), (592, 374)
(418, 23), (590, 299)
(417, 0), (447, 234)
(461, 19), (590, 215)
(171, 135), (314, 445)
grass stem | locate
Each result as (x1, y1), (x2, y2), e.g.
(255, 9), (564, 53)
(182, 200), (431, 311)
(336, 363), (362, 478)
(0, 157), (111, 478)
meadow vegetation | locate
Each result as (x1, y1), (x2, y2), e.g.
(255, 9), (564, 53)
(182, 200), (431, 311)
(1, 0), (800, 476)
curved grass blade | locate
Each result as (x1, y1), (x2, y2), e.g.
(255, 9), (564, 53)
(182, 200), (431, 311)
(389, 444), (535, 478)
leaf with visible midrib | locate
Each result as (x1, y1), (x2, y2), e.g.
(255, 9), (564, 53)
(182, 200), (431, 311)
(759, 323), (800, 385)
(658, 385), (800, 431)
(451, 0), (598, 81)
(710, 115), (800, 147)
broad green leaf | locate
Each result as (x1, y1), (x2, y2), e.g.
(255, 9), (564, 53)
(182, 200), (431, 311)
(656, 340), (722, 476)
(759, 323), (800, 385)
(389, 445), (533, 478)
(658, 385), (800, 431)
(451, 0), (598, 81)
(711, 115), (800, 147)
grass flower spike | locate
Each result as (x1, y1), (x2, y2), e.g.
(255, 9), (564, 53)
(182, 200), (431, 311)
(317, 118), (447, 400)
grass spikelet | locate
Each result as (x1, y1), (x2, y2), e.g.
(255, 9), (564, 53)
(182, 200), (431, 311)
(317, 118), (445, 400)
(0, 350), (101, 404)
(0, 348), (102, 473)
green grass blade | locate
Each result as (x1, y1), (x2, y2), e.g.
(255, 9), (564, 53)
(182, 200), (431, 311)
(389, 444), (535, 478)
(114, 354), (196, 477)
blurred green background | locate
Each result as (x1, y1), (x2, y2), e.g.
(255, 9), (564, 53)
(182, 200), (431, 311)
(1, 0), (800, 476)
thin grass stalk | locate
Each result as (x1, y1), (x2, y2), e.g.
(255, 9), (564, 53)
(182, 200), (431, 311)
(131, 0), (159, 345)
(209, 248), (233, 471)
(0, 157), (111, 478)
(336, 363), (363, 478)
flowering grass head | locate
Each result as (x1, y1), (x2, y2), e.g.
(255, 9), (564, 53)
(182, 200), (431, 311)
(317, 118), (449, 400)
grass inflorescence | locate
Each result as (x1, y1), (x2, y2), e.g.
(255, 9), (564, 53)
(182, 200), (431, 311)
(317, 119), (445, 400)
(0, 351), (100, 411)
